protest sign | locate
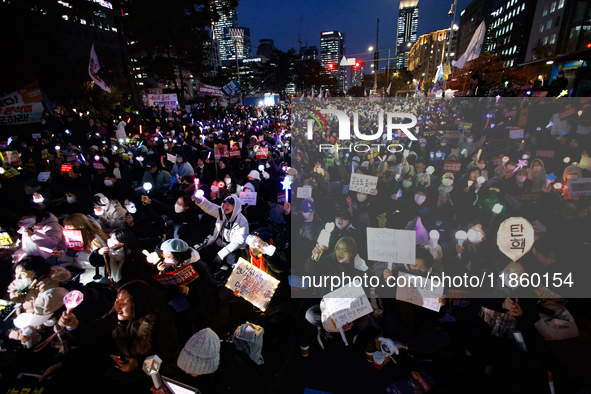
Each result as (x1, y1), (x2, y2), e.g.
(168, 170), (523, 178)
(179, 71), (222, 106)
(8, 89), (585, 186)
(63, 229), (85, 251)
(221, 79), (242, 96)
(215, 144), (229, 158)
(167, 153), (176, 163)
(152, 264), (200, 287)
(1, 151), (21, 165)
(559, 107), (576, 120)
(229, 148), (241, 158)
(519, 192), (542, 203)
(37, 172), (51, 182)
(536, 150), (555, 159)
(0, 81), (45, 125)
(93, 162), (106, 172)
(508, 128), (524, 139)
(66, 155), (77, 162)
(197, 83), (224, 97)
(258, 135), (264, 142)
(322, 284), (373, 329)
(277, 192), (286, 203)
(551, 113), (570, 136)
(239, 191), (257, 205)
(396, 272), (444, 312)
(146, 93), (178, 108)
(497, 217), (534, 261)
(366, 228), (416, 266)
(225, 258), (279, 311)
(0, 232), (14, 246)
(61, 164), (72, 173)
(568, 177), (591, 197)
(297, 187), (313, 199)
(256, 147), (268, 159)
(2, 168), (19, 178)
(442, 161), (461, 173)
(349, 173), (378, 194)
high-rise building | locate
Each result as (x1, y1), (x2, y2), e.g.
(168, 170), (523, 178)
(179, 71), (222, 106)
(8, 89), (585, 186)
(301, 46), (319, 61)
(457, 0), (493, 63)
(320, 31), (347, 91)
(212, 1), (238, 61)
(408, 28), (457, 83)
(257, 39), (276, 60)
(351, 61), (364, 87)
(224, 27), (251, 61)
(396, 0), (419, 69)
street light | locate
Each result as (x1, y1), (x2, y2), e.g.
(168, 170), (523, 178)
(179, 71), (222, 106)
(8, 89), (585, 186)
(368, 46), (374, 51)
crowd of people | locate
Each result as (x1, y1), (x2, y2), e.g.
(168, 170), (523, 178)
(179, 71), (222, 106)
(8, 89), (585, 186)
(0, 95), (590, 393)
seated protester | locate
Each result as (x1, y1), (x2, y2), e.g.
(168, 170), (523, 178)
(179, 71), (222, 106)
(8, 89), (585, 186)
(54, 188), (94, 216)
(452, 167), (482, 220)
(13, 208), (67, 262)
(399, 173), (416, 200)
(303, 237), (376, 349)
(413, 159), (431, 188)
(151, 328), (262, 394)
(58, 281), (180, 394)
(502, 169), (533, 215)
(475, 158), (490, 181)
(97, 172), (136, 206)
(142, 160), (172, 197)
(388, 187), (431, 229)
(217, 158), (233, 182)
(171, 154), (194, 179)
(527, 159), (547, 192)
(222, 173), (237, 194)
(445, 221), (500, 276)
(177, 176), (196, 198)
(194, 158), (212, 184)
(241, 182), (267, 229)
(89, 229), (155, 287)
(123, 199), (165, 252)
(93, 193), (127, 232)
(112, 157), (132, 183)
(458, 132), (486, 158)
(141, 194), (204, 247)
(434, 136), (452, 157)
(293, 199), (323, 261)
(56, 213), (108, 285)
(245, 170), (261, 193)
(380, 247), (449, 355)
(6, 257), (70, 344)
(192, 193), (249, 268)
(493, 159), (516, 180)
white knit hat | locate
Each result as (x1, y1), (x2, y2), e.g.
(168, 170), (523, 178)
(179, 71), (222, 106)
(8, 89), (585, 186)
(177, 328), (220, 375)
(247, 170), (261, 180)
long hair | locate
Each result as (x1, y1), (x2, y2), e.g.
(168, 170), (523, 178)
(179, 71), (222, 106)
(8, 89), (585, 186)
(15, 256), (51, 280)
(63, 213), (107, 253)
(110, 228), (141, 256)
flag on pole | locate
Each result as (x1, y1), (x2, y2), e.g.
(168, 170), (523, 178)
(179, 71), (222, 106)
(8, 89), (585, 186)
(88, 44), (111, 93)
(452, 21), (486, 69)
(318, 88), (323, 98)
(434, 64), (444, 83)
(300, 91), (305, 101)
(386, 82), (392, 95)
(364, 89), (368, 97)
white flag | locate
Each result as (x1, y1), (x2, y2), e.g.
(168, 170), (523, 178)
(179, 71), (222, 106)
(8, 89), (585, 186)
(452, 21), (486, 69)
(318, 88), (323, 98)
(88, 44), (111, 93)
(386, 82), (392, 95)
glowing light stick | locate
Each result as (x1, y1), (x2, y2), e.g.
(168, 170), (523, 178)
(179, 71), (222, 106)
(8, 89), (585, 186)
(55, 145), (60, 151)
(477, 176), (486, 185)
(502, 156), (509, 163)
(33, 193), (44, 203)
(281, 178), (292, 202)
(143, 355), (163, 388)
(467, 180), (474, 187)
(455, 230), (467, 258)
(429, 230), (440, 248)
(477, 149), (482, 161)
(546, 173), (556, 183)
(313, 222), (335, 261)
(143, 182), (153, 192)
(564, 157), (571, 164)
(258, 164), (264, 172)
(553, 182), (563, 190)
(492, 203), (504, 214)
(396, 189), (402, 198)
(63, 290), (84, 314)
(426, 166), (435, 175)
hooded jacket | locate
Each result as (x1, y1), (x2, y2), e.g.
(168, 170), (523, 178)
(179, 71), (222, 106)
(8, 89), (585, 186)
(194, 195), (249, 260)
(16, 213), (67, 260)
(8, 266), (71, 317)
(527, 159), (547, 192)
(95, 193), (127, 230)
(115, 121), (127, 142)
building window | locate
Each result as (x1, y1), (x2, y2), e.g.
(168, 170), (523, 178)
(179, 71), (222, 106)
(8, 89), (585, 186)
(522, 4), (525, 11)
(543, 6), (548, 16)
(558, 0), (565, 9)
(550, 33), (556, 44)
(510, 22), (513, 31)
(547, 19), (552, 29)
(539, 24), (544, 33)
(550, 1), (556, 12)
(543, 36), (549, 44)
(136, 74), (142, 78)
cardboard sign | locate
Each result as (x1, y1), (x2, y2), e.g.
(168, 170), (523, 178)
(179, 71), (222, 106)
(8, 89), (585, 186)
(152, 264), (200, 287)
(559, 107), (576, 120)
(229, 148), (241, 158)
(551, 113), (570, 136)
(167, 153), (176, 163)
(349, 173), (378, 194)
(536, 150), (555, 159)
(297, 187), (313, 199)
(396, 272), (444, 312)
(0, 232), (14, 246)
(1, 151), (21, 165)
(497, 217), (535, 261)
(225, 258), (280, 311)
(61, 164), (72, 173)
(63, 229), (85, 251)
(508, 128), (524, 139)
(460, 122), (472, 130)
(258, 135), (264, 142)
(568, 177), (591, 196)
(122, 154), (131, 161)
(239, 191), (257, 205)
(66, 154), (77, 162)
(442, 161), (461, 173)
(37, 172), (51, 182)
(322, 284), (373, 329)
(256, 147), (268, 159)
(366, 228), (416, 265)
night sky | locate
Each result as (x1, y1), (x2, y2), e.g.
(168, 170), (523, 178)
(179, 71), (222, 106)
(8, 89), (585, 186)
(238, 0), (473, 65)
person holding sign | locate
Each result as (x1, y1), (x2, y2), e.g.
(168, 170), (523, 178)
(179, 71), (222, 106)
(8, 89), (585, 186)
(142, 160), (172, 197)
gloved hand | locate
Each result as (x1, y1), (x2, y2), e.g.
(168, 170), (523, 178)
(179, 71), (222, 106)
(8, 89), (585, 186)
(192, 189), (205, 204)
(213, 255), (224, 266)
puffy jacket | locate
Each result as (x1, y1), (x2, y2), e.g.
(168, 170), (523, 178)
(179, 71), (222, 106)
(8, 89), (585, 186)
(98, 198), (127, 230)
(8, 266), (71, 317)
(194, 195), (249, 259)
(16, 213), (67, 260)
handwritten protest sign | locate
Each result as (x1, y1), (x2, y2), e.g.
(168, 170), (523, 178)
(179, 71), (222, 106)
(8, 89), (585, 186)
(366, 228), (416, 266)
(2, 168), (19, 178)
(63, 229), (85, 251)
(551, 113), (570, 136)
(215, 144), (229, 158)
(297, 187), (312, 199)
(61, 164), (72, 173)
(152, 264), (200, 287)
(322, 284), (373, 329)
(497, 217), (534, 261)
(225, 258), (279, 311)
(443, 161), (461, 173)
(508, 128), (524, 140)
(167, 153), (176, 163)
(349, 173), (378, 194)
(396, 272), (444, 312)
(239, 191), (257, 205)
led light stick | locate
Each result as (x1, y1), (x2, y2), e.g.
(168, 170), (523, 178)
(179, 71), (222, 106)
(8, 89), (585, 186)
(313, 222), (335, 261)
(429, 230), (440, 248)
(281, 178), (292, 202)
(143, 355), (163, 388)
(455, 230), (467, 258)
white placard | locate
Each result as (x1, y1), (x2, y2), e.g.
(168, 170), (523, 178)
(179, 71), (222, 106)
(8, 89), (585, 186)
(323, 284), (373, 329)
(395, 272), (444, 312)
(348, 173), (378, 194)
(37, 172), (51, 182)
(550, 113), (571, 136)
(576, 124), (591, 135)
(366, 228), (416, 266)
(508, 128), (524, 140)
(497, 217), (534, 262)
(225, 258), (280, 312)
(297, 187), (312, 199)
(580, 156), (591, 171)
(239, 191), (257, 205)
(167, 153), (176, 163)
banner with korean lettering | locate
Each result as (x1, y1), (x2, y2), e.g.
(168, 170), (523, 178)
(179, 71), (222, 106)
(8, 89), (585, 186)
(1, 151), (22, 165)
(197, 83), (224, 97)
(152, 264), (200, 287)
(349, 173), (378, 194)
(443, 161), (462, 173)
(0, 81), (45, 125)
(221, 79), (242, 97)
(63, 229), (85, 251)
(497, 217), (534, 261)
(225, 258), (280, 311)
(147, 94), (179, 109)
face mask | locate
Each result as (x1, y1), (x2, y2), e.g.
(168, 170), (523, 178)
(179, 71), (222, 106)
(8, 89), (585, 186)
(174, 203), (185, 213)
(356, 193), (367, 202)
(403, 180), (413, 188)
(66, 196), (76, 204)
(415, 194), (426, 205)
(164, 145), (170, 151)
(19, 217), (36, 228)
(224, 178), (232, 185)
(94, 207), (104, 216)
(125, 204), (137, 214)
(467, 228), (484, 244)
(442, 178), (453, 187)
(467, 138), (474, 143)
(176, 158), (183, 163)
(506, 165), (515, 171)
(408, 268), (424, 276)
(13, 278), (32, 291)
(440, 142), (447, 146)
(532, 166), (542, 172)
(516, 175), (526, 183)
(104, 180), (113, 187)
(478, 163), (486, 169)
(420, 143), (426, 147)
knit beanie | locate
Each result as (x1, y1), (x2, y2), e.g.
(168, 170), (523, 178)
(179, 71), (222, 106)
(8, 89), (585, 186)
(177, 328), (220, 375)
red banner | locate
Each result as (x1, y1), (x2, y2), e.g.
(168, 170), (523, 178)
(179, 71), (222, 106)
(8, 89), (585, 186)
(536, 150), (555, 159)
(61, 164), (72, 172)
(443, 161), (461, 173)
(152, 264), (200, 287)
(66, 155), (77, 162)
(63, 229), (85, 251)
(93, 162), (106, 172)
(256, 147), (268, 159)
(229, 149), (241, 158)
